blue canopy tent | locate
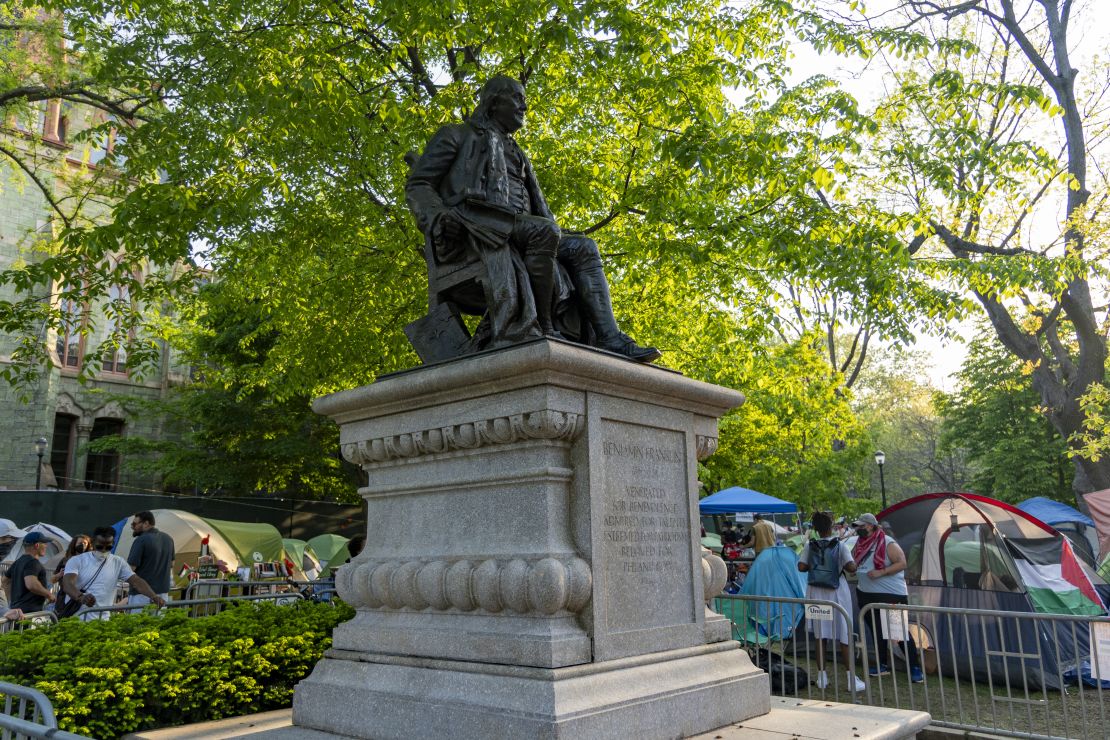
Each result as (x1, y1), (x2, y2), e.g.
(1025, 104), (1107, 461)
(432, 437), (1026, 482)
(1017, 496), (1101, 565)
(698, 487), (798, 514)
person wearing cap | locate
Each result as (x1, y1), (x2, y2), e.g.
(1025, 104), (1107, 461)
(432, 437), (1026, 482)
(851, 512), (923, 683)
(1, 532), (56, 614)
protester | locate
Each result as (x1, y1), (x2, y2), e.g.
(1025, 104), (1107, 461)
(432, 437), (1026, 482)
(62, 526), (165, 620)
(798, 512), (866, 692)
(750, 513), (776, 554)
(0, 519), (24, 610)
(127, 511), (176, 606)
(52, 534), (91, 587)
(0, 518), (23, 560)
(1, 532), (56, 613)
(720, 522), (739, 546)
(851, 513), (923, 682)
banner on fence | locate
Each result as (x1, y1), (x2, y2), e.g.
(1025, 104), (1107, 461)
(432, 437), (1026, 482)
(881, 609), (909, 641)
(1093, 621), (1110, 680)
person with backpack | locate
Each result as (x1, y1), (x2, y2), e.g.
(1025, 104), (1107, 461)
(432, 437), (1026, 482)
(798, 511), (866, 692)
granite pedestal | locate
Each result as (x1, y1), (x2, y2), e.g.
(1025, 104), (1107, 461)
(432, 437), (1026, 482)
(293, 339), (769, 739)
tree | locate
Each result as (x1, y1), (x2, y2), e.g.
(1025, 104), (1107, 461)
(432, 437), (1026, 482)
(0, 0), (939, 506)
(791, 0), (1110, 498)
(0, 4), (177, 387)
(89, 282), (363, 500)
(699, 333), (872, 514)
(852, 344), (971, 503)
(937, 324), (1073, 503)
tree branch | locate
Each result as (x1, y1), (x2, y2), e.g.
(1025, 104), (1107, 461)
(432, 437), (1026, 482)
(0, 143), (71, 227)
(929, 220), (1036, 256)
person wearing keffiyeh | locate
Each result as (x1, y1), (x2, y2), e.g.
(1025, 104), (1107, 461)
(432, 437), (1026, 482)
(852, 513), (924, 683)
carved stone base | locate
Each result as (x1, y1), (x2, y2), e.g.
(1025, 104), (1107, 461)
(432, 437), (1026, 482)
(292, 643), (768, 740)
(296, 339), (765, 738)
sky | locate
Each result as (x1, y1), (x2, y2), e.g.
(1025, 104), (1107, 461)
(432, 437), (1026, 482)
(780, 1), (1110, 390)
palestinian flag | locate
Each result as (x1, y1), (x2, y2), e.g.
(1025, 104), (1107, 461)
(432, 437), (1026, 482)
(1010, 537), (1108, 616)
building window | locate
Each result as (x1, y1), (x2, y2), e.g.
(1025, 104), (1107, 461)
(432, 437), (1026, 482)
(83, 116), (128, 167)
(85, 418), (124, 491)
(50, 414), (77, 488)
(56, 101), (73, 143)
(55, 284), (85, 369)
(12, 101), (47, 136)
(102, 280), (129, 374)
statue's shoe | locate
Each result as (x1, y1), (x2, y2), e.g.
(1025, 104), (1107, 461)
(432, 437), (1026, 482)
(598, 333), (662, 363)
(541, 327), (567, 341)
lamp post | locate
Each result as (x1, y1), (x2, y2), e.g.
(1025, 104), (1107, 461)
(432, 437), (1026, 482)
(874, 449), (887, 511)
(34, 437), (48, 490)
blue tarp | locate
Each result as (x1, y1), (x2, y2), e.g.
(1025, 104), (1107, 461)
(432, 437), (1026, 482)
(735, 545), (807, 641)
(1017, 497), (1095, 528)
(699, 486), (798, 514)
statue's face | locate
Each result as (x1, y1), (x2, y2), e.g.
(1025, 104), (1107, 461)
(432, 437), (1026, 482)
(491, 84), (527, 132)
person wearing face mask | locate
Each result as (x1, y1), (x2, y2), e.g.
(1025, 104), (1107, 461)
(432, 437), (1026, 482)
(61, 526), (165, 620)
(851, 513), (924, 683)
(51, 534), (91, 588)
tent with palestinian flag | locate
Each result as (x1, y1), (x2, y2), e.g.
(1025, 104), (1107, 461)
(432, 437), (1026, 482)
(878, 492), (1108, 688)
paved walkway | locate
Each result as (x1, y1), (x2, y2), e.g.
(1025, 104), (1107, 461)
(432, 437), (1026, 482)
(125, 698), (929, 739)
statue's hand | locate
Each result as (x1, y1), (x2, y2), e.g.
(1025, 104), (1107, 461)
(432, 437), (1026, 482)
(439, 211), (464, 241)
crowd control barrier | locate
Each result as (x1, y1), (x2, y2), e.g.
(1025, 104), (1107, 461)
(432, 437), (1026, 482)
(858, 601), (1108, 740)
(714, 592), (1110, 739)
(78, 591), (305, 620)
(0, 681), (90, 740)
(0, 612), (56, 636)
(713, 593), (863, 701)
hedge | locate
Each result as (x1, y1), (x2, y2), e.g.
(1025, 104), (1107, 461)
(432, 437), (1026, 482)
(0, 600), (353, 738)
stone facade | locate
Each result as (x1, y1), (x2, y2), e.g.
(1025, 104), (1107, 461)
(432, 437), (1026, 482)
(0, 101), (188, 493)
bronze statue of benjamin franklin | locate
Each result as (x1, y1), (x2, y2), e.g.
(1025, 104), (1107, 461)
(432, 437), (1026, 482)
(405, 75), (660, 363)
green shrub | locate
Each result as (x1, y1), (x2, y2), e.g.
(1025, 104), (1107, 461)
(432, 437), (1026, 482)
(0, 601), (353, 738)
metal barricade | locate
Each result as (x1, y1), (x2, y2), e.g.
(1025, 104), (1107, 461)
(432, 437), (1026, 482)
(715, 593), (1110, 739)
(78, 592), (305, 620)
(183, 580), (317, 601)
(0, 681), (89, 740)
(713, 593), (863, 701)
(857, 602), (1109, 740)
(0, 612), (57, 635)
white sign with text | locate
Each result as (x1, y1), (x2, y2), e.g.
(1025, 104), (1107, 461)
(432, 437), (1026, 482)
(1092, 622), (1110, 681)
(806, 603), (834, 622)
(881, 609), (909, 642)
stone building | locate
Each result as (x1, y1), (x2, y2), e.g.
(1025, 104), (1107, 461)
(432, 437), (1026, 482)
(0, 95), (189, 493)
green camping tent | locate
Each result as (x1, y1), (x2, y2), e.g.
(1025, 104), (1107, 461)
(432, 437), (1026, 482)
(282, 538), (322, 580)
(307, 533), (351, 577)
(204, 518), (286, 568)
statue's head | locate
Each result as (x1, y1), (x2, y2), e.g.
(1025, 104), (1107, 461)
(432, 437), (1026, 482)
(472, 75), (527, 133)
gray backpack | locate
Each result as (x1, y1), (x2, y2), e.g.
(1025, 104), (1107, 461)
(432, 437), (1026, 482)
(807, 539), (842, 589)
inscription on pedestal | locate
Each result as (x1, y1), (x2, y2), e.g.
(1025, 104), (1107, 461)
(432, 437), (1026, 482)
(600, 420), (694, 632)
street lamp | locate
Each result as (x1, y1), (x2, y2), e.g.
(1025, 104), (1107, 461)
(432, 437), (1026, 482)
(874, 449), (887, 511)
(34, 437), (48, 490)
